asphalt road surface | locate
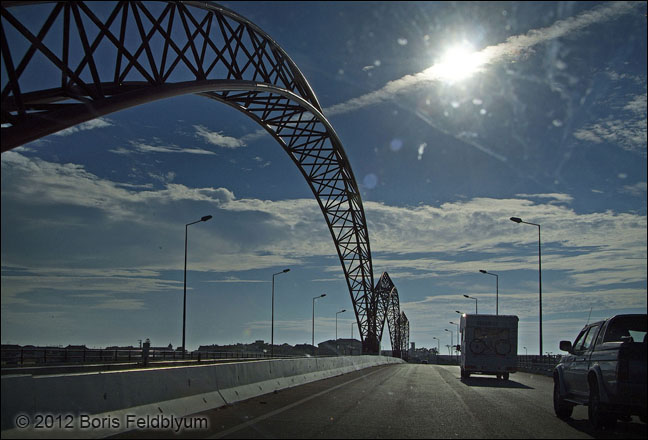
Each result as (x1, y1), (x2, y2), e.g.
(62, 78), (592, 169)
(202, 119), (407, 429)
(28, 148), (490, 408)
(115, 363), (647, 439)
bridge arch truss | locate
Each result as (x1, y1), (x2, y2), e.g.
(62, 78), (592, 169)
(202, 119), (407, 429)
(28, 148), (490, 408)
(1, 1), (383, 352)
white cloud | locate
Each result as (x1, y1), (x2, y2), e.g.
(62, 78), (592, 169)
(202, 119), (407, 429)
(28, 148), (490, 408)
(2, 154), (645, 305)
(573, 93), (647, 155)
(620, 181), (647, 197)
(194, 125), (246, 148)
(1, 151), (235, 221)
(624, 94), (647, 114)
(514, 193), (574, 204)
(206, 277), (267, 283)
(111, 141), (217, 155)
(53, 118), (113, 136)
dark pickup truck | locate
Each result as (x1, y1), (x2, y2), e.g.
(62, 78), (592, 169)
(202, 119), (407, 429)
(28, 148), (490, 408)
(553, 314), (647, 429)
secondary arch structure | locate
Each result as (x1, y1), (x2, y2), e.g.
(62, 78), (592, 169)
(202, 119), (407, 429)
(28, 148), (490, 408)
(0, 1), (397, 353)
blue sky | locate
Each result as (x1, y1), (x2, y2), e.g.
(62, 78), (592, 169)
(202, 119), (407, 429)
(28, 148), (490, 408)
(1, 1), (646, 354)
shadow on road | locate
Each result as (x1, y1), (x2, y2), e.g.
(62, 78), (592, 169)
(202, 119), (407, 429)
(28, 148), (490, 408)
(458, 376), (533, 389)
(562, 417), (647, 439)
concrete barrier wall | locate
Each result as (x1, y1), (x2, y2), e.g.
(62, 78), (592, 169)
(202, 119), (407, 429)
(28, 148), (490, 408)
(1, 356), (403, 438)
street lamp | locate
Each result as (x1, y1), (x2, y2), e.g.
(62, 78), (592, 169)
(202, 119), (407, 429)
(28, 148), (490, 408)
(182, 215), (212, 359)
(312, 293), (326, 348)
(510, 216), (542, 356)
(335, 309), (346, 340)
(479, 270), (499, 315)
(444, 328), (453, 355)
(271, 268), (290, 357)
(449, 321), (460, 348)
(432, 336), (440, 354)
(455, 310), (463, 315)
(463, 294), (478, 314)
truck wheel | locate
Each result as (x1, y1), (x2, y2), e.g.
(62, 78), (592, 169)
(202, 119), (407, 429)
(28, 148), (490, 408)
(503, 372), (510, 381)
(496, 373), (502, 380)
(588, 382), (617, 430)
(553, 381), (573, 419)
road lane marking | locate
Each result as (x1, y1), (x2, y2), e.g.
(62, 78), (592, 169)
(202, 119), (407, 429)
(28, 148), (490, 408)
(206, 366), (389, 439)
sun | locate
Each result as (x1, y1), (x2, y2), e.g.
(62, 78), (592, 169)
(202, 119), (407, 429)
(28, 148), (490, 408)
(427, 43), (486, 84)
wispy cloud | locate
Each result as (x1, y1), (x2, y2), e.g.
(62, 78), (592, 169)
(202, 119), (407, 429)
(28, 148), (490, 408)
(324, 2), (640, 117)
(206, 277), (267, 283)
(3, 152), (646, 277)
(110, 141), (217, 156)
(514, 193), (574, 204)
(2, 154), (645, 312)
(194, 125), (246, 148)
(573, 93), (647, 155)
(53, 118), (113, 136)
(620, 181), (647, 197)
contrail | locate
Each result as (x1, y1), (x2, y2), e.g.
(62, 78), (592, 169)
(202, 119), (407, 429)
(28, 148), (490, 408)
(323, 1), (641, 117)
(230, 2), (640, 147)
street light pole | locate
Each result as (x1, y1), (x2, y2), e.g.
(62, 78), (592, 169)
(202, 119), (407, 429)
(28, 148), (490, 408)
(479, 270), (499, 315)
(182, 215), (212, 359)
(312, 293), (326, 349)
(432, 336), (440, 354)
(271, 268), (290, 357)
(510, 216), (542, 356)
(463, 294), (478, 314)
(449, 321), (460, 348)
(444, 328), (453, 356)
(335, 309), (346, 340)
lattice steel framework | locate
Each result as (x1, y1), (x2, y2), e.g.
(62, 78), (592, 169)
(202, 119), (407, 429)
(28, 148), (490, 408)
(400, 311), (409, 361)
(0, 1), (381, 352)
(374, 271), (405, 359)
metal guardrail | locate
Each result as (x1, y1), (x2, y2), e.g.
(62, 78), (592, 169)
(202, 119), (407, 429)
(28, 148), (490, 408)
(414, 354), (561, 375)
(0, 348), (282, 367)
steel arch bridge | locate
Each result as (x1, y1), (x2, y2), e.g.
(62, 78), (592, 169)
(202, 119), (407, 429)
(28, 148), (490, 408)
(0, 1), (408, 355)
(373, 272), (408, 359)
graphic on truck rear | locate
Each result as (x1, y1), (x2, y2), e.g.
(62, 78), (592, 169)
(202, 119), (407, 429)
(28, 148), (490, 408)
(469, 327), (512, 355)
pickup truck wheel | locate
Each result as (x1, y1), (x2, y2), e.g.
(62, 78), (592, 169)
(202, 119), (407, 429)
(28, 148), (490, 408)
(588, 382), (617, 430)
(553, 381), (573, 419)
(503, 372), (510, 381)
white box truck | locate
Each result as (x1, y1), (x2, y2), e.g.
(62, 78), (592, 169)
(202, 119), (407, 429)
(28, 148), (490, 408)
(459, 314), (518, 380)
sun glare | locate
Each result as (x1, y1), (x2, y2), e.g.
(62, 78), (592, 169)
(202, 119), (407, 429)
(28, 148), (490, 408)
(427, 43), (486, 83)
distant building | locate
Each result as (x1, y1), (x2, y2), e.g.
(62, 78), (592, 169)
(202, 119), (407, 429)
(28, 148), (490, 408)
(318, 338), (361, 356)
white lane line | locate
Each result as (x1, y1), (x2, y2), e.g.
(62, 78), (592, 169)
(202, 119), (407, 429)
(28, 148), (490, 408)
(207, 366), (390, 439)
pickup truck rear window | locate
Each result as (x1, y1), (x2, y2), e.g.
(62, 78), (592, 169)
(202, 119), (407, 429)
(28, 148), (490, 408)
(603, 315), (647, 343)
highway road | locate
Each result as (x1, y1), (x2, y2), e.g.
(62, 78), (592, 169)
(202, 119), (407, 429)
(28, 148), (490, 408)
(115, 363), (647, 439)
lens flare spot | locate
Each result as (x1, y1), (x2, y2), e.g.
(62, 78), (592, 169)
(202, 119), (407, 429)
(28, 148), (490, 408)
(417, 143), (427, 160)
(363, 173), (378, 189)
